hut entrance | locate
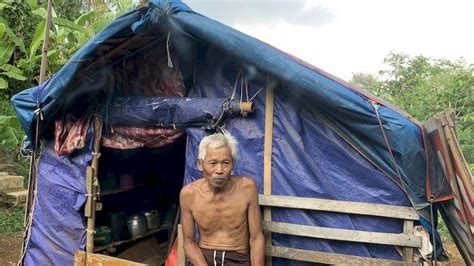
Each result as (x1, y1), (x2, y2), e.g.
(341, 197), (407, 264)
(90, 135), (186, 264)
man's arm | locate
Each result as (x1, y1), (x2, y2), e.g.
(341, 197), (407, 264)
(247, 178), (265, 266)
(179, 186), (207, 266)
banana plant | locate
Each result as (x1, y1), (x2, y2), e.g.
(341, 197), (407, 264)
(0, 114), (22, 148)
(0, 14), (27, 89)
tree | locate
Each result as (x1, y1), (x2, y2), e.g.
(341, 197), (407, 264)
(0, 0), (135, 149)
(351, 53), (473, 164)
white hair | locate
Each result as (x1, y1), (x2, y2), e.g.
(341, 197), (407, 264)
(198, 131), (238, 161)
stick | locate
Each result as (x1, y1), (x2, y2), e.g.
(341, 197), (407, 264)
(263, 76), (275, 266)
(167, 207), (181, 255)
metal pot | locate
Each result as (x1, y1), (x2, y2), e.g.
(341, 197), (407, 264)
(127, 214), (147, 238)
(142, 210), (160, 230)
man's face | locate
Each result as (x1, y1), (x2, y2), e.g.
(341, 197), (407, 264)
(198, 146), (234, 188)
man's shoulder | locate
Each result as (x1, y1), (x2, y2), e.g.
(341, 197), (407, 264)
(234, 176), (258, 190)
(180, 179), (202, 197)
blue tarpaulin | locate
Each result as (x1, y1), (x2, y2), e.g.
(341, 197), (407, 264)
(12, 0), (450, 264)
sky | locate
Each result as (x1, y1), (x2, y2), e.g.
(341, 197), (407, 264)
(185, 0), (474, 80)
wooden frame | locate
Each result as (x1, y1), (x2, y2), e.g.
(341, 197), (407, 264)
(259, 194), (421, 265)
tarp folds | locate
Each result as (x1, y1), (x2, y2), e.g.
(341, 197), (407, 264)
(23, 136), (93, 265)
(184, 60), (411, 261)
(102, 97), (228, 127)
(171, 9), (450, 208)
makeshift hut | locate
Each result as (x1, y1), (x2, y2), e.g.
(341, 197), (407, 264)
(12, 0), (472, 265)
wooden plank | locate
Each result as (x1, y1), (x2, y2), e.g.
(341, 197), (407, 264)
(443, 111), (474, 194)
(74, 251), (146, 266)
(263, 78), (275, 266)
(262, 221), (421, 248)
(177, 224), (185, 266)
(266, 245), (415, 265)
(259, 195), (419, 220)
(403, 220), (414, 262)
(435, 116), (470, 226)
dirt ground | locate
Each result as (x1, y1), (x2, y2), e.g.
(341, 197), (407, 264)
(0, 236), (22, 265)
(0, 236), (466, 265)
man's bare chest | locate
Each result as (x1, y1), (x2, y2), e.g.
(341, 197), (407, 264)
(191, 194), (248, 232)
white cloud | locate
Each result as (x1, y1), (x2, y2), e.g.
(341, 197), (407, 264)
(185, 0), (474, 80)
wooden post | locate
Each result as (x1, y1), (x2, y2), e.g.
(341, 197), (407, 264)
(86, 117), (103, 254)
(402, 220), (414, 262)
(263, 77), (275, 266)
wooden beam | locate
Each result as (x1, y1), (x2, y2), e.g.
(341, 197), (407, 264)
(402, 220), (414, 262)
(259, 195), (419, 220)
(266, 245), (416, 265)
(263, 77), (275, 266)
(74, 251), (146, 266)
(262, 221), (422, 248)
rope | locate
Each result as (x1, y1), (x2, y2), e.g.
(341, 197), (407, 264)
(166, 31), (173, 68)
(371, 101), (409, 195)
(230, 68), (243, 100)
(249, 86), (265, 101)
(245, 78), (249, 101)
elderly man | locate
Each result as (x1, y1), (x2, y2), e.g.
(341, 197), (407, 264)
(180, 132), (264, 265)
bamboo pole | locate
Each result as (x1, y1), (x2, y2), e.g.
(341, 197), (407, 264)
(86, 117), (103, 254)
(24, 0), (53, 225)
(263, 77), (275, 266)
(20, 0), (54, 262)
(39, 0), (53, 84)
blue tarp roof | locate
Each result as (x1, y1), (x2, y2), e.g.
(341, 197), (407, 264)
(12, 0), (450, 264)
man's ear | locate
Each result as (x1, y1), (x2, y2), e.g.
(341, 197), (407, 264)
(196, 159), (203, 171)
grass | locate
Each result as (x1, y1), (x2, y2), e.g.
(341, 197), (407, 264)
(438, 212), (453, 241)
(0, 205), (25, 237)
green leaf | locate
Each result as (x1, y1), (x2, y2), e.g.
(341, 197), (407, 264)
(26, 0), (38, 9)
(0, 77), (7, 89)
(0, 17), (26, 53)
(0, 71), (27, 81)
(52, 0), (64, 6)
(0, 3), (12, 10)
(29, 21), (46, 59)
(0, 43), (15, 65)
(0, 127), (20, 147)
(0, 23), (5, 37)
(1, 64), (23, 74)
(75, 10), (96, 26)
(0, 64), (27, 81)
(0, 115), (20, 128)
(47, 49), (59, 62)
(32, 7), (47, 19)
(92, 13), (115, 32)
(53, 17), (86, 33)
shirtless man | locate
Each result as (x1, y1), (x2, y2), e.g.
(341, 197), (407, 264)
(180, 132), (264, 265)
